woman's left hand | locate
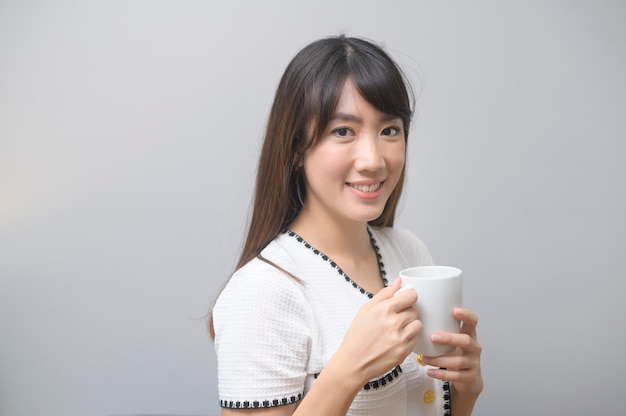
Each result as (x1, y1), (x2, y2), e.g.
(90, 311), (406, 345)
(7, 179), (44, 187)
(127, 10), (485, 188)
(422, 307), (483, 397)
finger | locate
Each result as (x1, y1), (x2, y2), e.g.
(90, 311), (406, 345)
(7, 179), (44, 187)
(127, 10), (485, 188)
(454, 307), (478, 326)
(426, 362), (484, 396)
(401, 319), (422, 345)
(374, 278), (418, 311)
(453, 307), (479, 336)
(422, 353), (467, 370)
(390, 287), (418, 312)
(429, 331), (479, 353)
(396, 305), (420, 326)
(370, 277), (402, 303)
(425, 367), (471, 383)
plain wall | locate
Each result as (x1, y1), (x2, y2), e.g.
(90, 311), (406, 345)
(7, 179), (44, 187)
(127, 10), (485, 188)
(1, 1), (624, 415)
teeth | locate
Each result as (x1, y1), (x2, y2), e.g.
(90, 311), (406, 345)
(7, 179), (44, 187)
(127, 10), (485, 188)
(351, 182), (381, 192)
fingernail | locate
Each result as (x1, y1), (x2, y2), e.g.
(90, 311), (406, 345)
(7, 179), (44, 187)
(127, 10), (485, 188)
(431, 333), (442, 342)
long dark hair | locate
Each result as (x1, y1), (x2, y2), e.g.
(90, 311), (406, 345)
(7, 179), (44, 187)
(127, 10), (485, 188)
(209, 35), (414, 337)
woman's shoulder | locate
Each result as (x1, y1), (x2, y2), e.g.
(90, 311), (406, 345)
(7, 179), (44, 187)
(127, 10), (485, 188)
(227, 256), (293, 292)
(213, 237), (307, 322)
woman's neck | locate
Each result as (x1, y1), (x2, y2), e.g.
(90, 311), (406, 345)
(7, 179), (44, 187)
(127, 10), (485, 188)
(288, 208), (372, 259)
(289, 206), (385, 294)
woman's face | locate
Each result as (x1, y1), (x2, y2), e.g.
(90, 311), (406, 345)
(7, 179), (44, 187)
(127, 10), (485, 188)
(300, 78), (406, 226)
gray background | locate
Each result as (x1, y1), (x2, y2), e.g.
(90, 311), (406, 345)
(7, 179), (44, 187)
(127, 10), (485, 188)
(1, 1), (624, 415)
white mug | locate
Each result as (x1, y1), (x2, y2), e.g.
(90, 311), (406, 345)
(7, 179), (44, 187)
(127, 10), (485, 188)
(396, 266), (463, 357)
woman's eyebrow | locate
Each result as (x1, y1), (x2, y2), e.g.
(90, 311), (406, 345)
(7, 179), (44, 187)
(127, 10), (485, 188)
(330, 112), (362, 123)
(330, 112), (400, 123)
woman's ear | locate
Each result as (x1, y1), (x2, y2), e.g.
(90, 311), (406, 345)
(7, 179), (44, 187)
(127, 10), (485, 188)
(291, 152), (302, 171)
(292, 144), (305, 170)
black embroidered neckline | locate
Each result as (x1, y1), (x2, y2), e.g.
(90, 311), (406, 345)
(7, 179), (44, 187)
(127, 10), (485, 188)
(284, 227), (388, 298)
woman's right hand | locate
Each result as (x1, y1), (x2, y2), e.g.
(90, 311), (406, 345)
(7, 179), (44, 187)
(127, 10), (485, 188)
(331, 278), (421, 386)
(221, 279), (420, 416)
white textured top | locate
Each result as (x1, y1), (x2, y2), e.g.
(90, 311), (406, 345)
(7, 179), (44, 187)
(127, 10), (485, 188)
(213, 226), (450, 415)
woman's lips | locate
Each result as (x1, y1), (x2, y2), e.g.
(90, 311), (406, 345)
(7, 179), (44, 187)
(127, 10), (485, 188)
(346, 181), (383, 193)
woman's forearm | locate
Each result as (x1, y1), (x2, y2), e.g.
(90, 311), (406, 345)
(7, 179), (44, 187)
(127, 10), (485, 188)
(292, 354), (362, 416)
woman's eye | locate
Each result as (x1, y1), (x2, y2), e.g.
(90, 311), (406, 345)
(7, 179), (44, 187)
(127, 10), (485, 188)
(333, 127), (352, 137)
(382, 126), (401, 136)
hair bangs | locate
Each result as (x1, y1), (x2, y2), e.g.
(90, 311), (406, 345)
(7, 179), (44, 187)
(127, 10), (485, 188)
(349, 52), (413, 130)
(302, 50), (352, 146)
(301, 39), (413, 146)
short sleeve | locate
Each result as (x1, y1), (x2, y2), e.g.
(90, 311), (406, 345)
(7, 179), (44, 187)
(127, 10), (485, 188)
(213, 259), (312, 409)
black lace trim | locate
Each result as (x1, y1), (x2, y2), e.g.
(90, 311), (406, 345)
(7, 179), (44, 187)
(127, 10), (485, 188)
(313, 365), (403, 391)
(219, 393), (303, 409)
(283, 227), (388, 298)
(363, 365), (402, 390)
(443, 380), (451, 415)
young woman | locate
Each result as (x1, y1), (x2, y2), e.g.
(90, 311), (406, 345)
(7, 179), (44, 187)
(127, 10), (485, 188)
(210, 35), (483, 416)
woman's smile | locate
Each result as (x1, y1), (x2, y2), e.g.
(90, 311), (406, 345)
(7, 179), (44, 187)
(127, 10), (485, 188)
(346, 181), (383, 193)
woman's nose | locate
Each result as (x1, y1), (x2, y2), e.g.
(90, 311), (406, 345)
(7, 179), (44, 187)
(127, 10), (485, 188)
(354, 135), (385, 172)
